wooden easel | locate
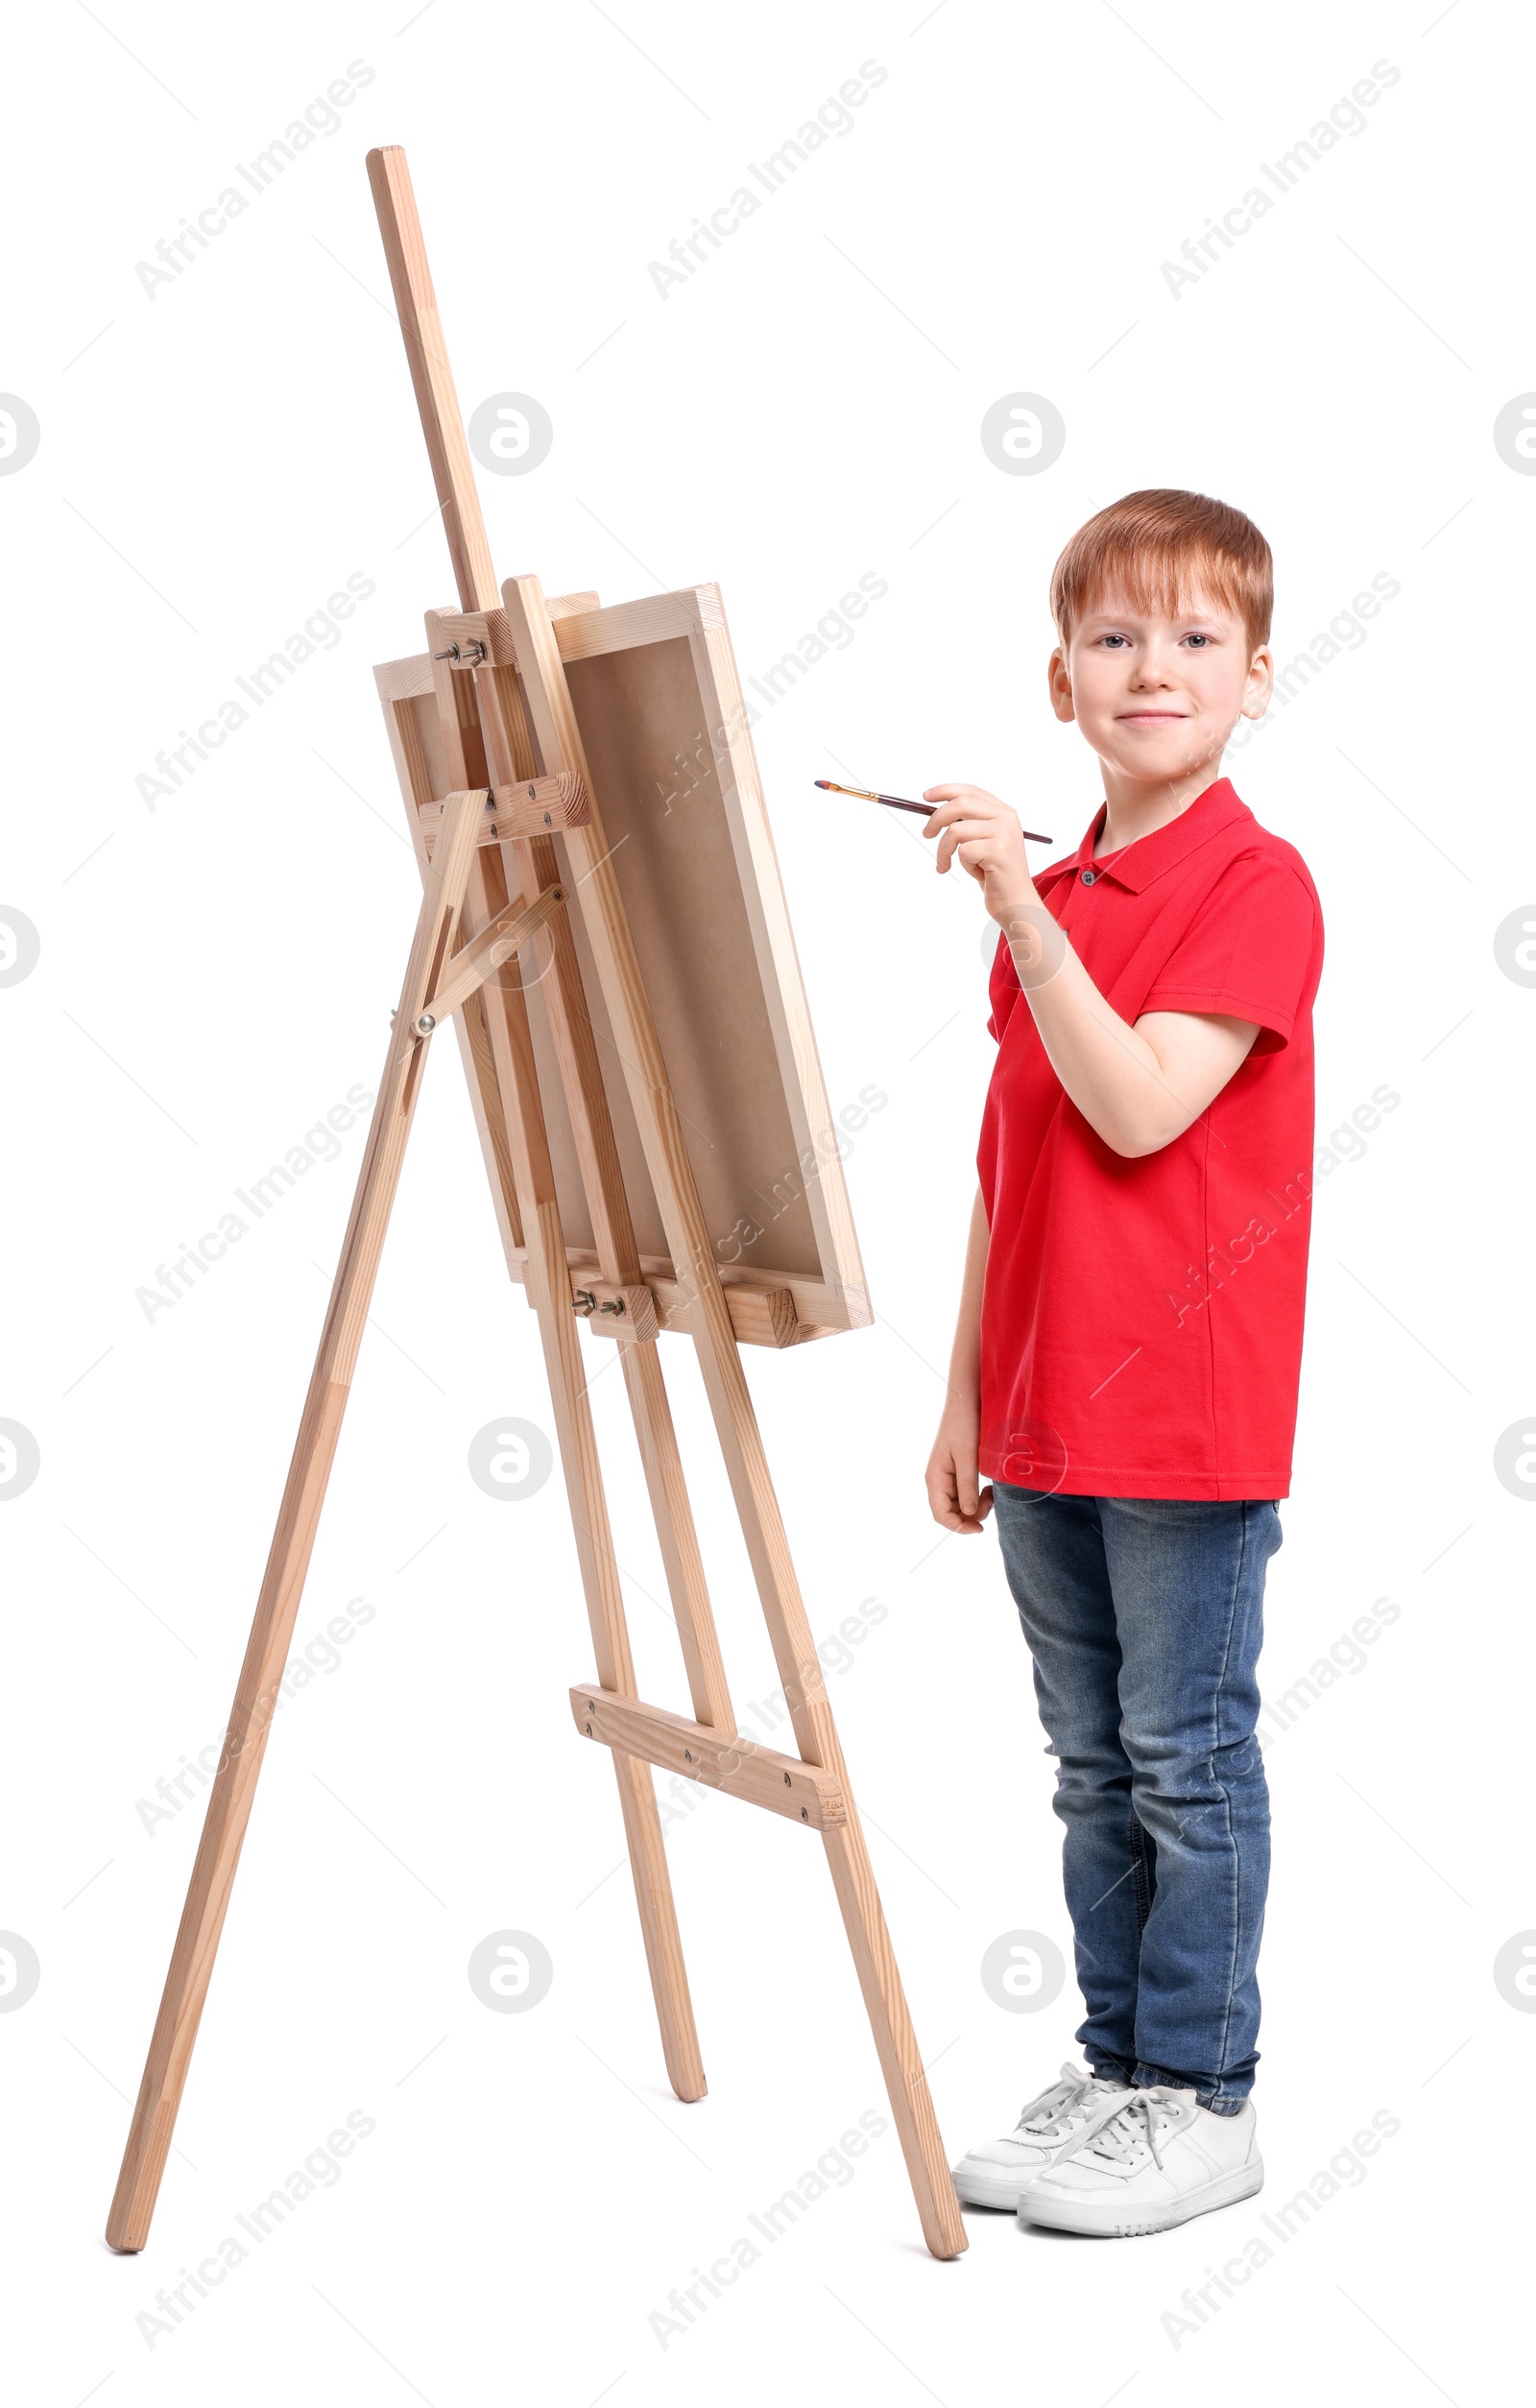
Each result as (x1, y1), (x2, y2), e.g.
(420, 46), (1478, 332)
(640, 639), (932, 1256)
(106, 147), (965, 2262)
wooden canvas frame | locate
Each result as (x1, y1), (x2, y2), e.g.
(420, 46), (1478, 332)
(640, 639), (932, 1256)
(374, 584), (870, 1348)
(104, 145), (965, 2266)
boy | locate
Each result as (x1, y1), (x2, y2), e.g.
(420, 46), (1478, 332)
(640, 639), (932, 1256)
(923, 489), (1323, 2238)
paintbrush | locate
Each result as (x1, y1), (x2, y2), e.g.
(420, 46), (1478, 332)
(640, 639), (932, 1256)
(813, 779), (1051, 843)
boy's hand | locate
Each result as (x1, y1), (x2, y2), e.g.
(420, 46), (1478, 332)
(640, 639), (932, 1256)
(925, 1404), (995, 1535)
(922, 784), (1037, 926)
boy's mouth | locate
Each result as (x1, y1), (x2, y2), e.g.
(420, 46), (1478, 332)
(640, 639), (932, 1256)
(1116, 710), (1188, 725)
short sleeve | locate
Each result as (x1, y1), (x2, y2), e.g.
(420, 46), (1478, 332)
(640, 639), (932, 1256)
(986, 927), (1020, 1042)
(1139, 851), (1320, 1056)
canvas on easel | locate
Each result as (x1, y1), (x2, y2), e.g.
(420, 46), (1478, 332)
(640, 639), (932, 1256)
(376, 580), (872, 1345)
(106, 145), (965, 2265)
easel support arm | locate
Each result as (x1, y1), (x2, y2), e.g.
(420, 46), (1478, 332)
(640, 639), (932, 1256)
(414, 880), (567, 1035)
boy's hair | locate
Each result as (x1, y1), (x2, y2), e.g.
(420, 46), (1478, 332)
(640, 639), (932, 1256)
(1049, 489), (1273, 655)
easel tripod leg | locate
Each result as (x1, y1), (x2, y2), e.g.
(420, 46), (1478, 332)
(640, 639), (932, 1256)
(611, 1753), (708, 2101)
(460, 942), (708, 2109)
(821, 1817), (967, 2260)
(105, 792), (484, 2253)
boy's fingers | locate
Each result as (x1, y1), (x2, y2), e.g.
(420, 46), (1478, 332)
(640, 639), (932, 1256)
(935, 819), (988, 866)
(923, 798), (1004, 841)
(939, 834), (994, 881)
(924, 783), (998, 807)
(928, 819), (1008, 870)
(921, 800), (972, 838)
(925, 1441), (992, 1533)
(926, 1454), (984, 1533)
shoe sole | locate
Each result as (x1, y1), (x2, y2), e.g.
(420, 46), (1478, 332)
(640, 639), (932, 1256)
(951, 2163), (1046, 2211)
(1018, 2157), (1263, 2237)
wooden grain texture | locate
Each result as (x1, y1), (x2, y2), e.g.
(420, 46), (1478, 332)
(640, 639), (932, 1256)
(569, 1686), (844, 1828)
(376, 650), (436, 703)
(821, 1818), (966, 2256)
(459, 879), (706, 2106)
(571, 1277), (661, 1346)
(467, 634), (736, 1735)
(424, 880), (565, 1026)
(375, 636), (870, 1334)
(701, 1277), (798, 1348)
(562, 1257), (807, 1349)
(384, 687), (525, 1270)
(564, 1254), (824, 1348)
(611, 1750), (707, 2103)
(370, 132), (713, 2100)
(552, 584), (724, 662)
(418, 773), (590, 855)
(428, 605), (517, 665)
(618, 1339), (733, 1730)
(553, 583), (871, 1339)
(688, 612), (872, 1327)
(424, 605), (711, 2107)
(106, 791), (484, 2253)
(366, 149), (499, 613)
(503, 572), (965, 2257)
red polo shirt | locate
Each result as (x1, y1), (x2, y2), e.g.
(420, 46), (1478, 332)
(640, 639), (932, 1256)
(977, 777), (1324, 1501)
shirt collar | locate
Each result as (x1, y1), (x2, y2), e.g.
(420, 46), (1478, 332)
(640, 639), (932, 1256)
(1035, 777), (1252, 896)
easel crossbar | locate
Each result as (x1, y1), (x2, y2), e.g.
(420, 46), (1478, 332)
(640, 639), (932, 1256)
(569, 1684), (847, 1828)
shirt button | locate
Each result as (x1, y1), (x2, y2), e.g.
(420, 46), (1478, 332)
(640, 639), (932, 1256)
(1080, 869), (1096, 885)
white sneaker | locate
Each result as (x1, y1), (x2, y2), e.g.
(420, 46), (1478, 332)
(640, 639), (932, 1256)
(1018, 2085), (1262, 2236)
(951, 2062), (1132, 2209)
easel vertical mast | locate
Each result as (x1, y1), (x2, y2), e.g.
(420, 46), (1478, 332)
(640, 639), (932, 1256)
(106, 146), (965, 2263)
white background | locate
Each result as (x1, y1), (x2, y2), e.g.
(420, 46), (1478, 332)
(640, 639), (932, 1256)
(2, 2), (1528, 2401)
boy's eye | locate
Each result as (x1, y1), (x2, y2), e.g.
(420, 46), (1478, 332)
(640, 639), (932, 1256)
(1182, 632), (1212, 648)
(1099, 633), (1130, 649)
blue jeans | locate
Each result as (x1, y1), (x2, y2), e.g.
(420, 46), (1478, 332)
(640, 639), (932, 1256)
(992, 1483), (1282, 2112)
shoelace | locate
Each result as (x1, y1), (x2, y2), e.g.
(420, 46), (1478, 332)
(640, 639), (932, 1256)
(1082, 2090), (1187, 2170)
(1017, 2072), (1102, 2139)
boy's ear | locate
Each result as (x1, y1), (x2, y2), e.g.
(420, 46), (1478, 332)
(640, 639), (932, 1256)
(1240, 644), (1275, 721)
(1047, 646), (1076, 724)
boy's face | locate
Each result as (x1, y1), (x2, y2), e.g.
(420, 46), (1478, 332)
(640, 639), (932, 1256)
(1048, 586), (1272, 792)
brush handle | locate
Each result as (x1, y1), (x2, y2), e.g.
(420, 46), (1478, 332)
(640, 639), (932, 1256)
(818, 782), (1052, 844)
(877, 794), (1055, 844)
